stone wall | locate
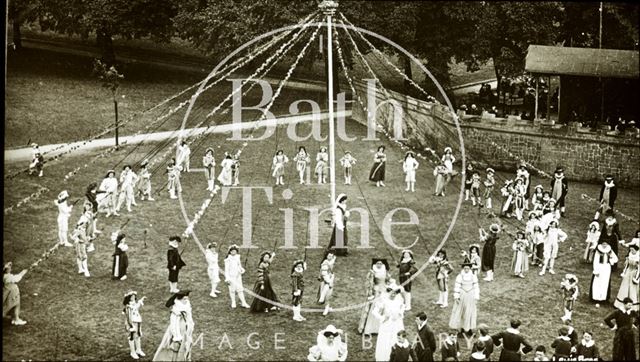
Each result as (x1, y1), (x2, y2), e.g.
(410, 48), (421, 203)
(351, 80), (640, 187)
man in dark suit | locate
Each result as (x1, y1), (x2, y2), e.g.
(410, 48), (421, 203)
(167, 236), (186, 293)
(492, 319), (533, 361)
(411, 312), (436, 362)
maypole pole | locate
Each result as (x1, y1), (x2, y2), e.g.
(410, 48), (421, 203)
(319, 0), (339, 209)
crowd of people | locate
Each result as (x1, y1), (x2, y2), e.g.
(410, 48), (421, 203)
(4, 139), (640, 362)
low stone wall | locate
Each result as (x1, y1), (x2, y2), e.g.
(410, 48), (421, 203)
(351, 80), (640, 187)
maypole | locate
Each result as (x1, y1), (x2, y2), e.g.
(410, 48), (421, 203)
(319, 0), (339, 208)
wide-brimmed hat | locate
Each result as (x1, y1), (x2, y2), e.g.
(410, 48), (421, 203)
(165, 290), (191, 308)
(589, 221), (600, 231)
(371, 258), (390, 270)
(291, 259), (306, 274)
(469, 244), (480, 254)
(106, 169), (115, 177)
(57, 190), (69, 201)
(386, 279), (403, 293)
(400, 249), (414, 259)
(336, 193), (347, 204)
(444, 147), (452, 153)
(504, 180), (513, 185)
(564, 274), (578, 284)
(519, 162), (527, 169)
(604, 174), (614, 181)
(122, 164), (131, 170)
(605, 216), (617, 226)
(548, 219), (559, 227)
(534, 184), (544, 191)
(486, 168), (495, 174)
(205, 148), (214, 154)
(140, 159), (149, 167)
(489, 224), (501, 233)
(515, 177), (524, 183)
(516, 230), (526, 238)
(555, 166), (564, 174)
(460, 256), (473, 268)
(320, 325), (341, 337)
(228, 244), (239, 252)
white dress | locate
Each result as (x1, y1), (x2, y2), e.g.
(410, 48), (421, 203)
(307, 333), (348, 361)
(403, 158), (419, 182)
(373, 295), (405, 361)
(224, 254), (245, 292)
(217, 159), (234, 186)
(590, 243), (618, 302)
(205, 249), (220, 284)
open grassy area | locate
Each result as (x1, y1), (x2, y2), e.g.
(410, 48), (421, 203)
(3, 115), (640, 360)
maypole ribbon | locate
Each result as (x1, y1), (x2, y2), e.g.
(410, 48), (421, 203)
(4, 186), (50, 215)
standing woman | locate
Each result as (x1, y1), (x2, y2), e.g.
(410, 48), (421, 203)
(483, 168), (496, 209)
(550, 166), (568, 216)
(428, 249), (454, 308)
(583, 221), (601, 263)
(250, 251), (280, 313)
(224, 245), (250, 309)
(397, 250), (417, 311)
(614, 244), (639, 311)
(441, 147), (456, 178)
(449, 257), (480, 337)
(594, 175), (617, 220)
(271, 150), (289, 186)
(123, 291), (146, 360)
(402, 151), (419, 192)
(137, 159), (154, 201)
(116, 165), (139, 213)
(511, 231), (529, 278)
(603, 298), (639, 361)
(2, 262), (28, 326)
(433, 163), (448, 197)
(590, 239), (619, 306)
(100, 170), (119, 217)
(202, 148), (216, 191)
(373, 282), (406, 361)
(55, 190), (74, 247)
(217, 153), (234, 187)
(315, 147), (329, 184)
(205, 242), (221, 298)
(291, 260), (306, 321)
(293, 146), (310, 184)
(339, 150), (357, 185)
(111, 233), (129, 281)
(369, 146), (387, 187)
(358, 258), (390, 335)
(516, 163), (531, 209)
(318, 251), (336, 316)
(152, 290), (195, 362)
(327, 194), (349, 256)
(480, 224), (501, 282)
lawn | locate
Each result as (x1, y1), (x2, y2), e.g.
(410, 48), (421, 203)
(3, 115), (640, 361)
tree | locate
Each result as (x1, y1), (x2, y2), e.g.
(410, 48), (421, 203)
(8, 0), (40, 50)
(93, 59), (124, 147)
(561, 2), (638, 50)
(38, 0), (178, 65)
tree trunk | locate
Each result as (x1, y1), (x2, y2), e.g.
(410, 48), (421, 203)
(12, 19), (22, 50)
(97, 28), (116, 66)
(402, 54), (413, 96)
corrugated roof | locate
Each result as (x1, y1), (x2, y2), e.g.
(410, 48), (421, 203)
(525, 45), (639, 79)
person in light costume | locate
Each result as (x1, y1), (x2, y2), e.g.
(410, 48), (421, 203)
(123, 291), (146, 360)
(55, 190), (73, 247)
(315, 147), (329, 184)
(224, 244), (250, 309)
(294, 146), (311, 184)
(402, 151), (419, 192)
(202, 148), (216, 191)
(152, 290), (195, 362)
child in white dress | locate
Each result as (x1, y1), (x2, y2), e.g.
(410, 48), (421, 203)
(293, 146), (310, 184)
(315, 147), (329, 184)
(402, 151), (419, 192)
(339, 151), (357, 185)
(205, 242), (221, 298)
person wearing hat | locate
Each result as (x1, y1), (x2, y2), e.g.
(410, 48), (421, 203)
(397, 250), (418, 311)
(315, 147), (329, 184)
(530, 185), (545, 211)
(448, 256), (479, 336)
(205, 242), (221, 298)
(614, 243), (639, 312)
(85, 183), (106, 237)
(583, 221), (601, 263)
(469, 170), (482, 207)
(271, 149), (289, 186)
(373, 280), (406, 361)
(428, 249), (454, 308)
(463, 163), (475, 202)
(491, 319), (533, 361)
(441, 147), (455, 176)
(223, 245), (250, 309)
(369, 145), (387, 187)
(410, 312), (437, 362)
(358, 258), (390, 335)
(249, 251), (280, 313)
(28, 143), (44, 177)
(500, 179), (516, 218)
(339, 150), (357, 185)
(177, 140), (191, 173)
(137, 159), (155, 201)
(318, 251), (336, 316)
(167, 236), (186, 293)
(516, 163), (530, 209)
(327, 194), (349, 256)
(513, 178), (527, 221)
(595, 175), (617, 220)
(55, 190), (74, 247)
(116, 165), (139, 213)
(599, 213), (621, 271)
(111, 233), (129, 281)
(291, 259), (306, 321)
(550, 166), (568, 216)
(482, 168), (496, 209)
(307, 325), (348, 361)
(71, 208), (93, 277)
(293, 146), (311, 185)
(589, 236), (618, 306)
(539, 219), (567, 276)
(433, 162), (449, 197)
(480, 224), (501, 282)
(467, 244), (482, 276)
(167, 158), (182, 199)
(402, 151), (419, 192)
(122, 291), (146, 359)
(99, 169), (120, 217)
(603, 297), (639, 361)
(217, 152), (235, 186)
(2, 262), (28, 326)
(560, 274), (579, 323)
(511, 231), (529, 278)
(153, 290), (195, 361)
(230, 150), (241, 186)
(202, 148), (216, 191)
(530, 222), (545, 267)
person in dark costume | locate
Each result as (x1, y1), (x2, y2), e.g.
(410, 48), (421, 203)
(604, 298), (639, 361)
(550, 326), (572, 360)
(369, 145), (387, 187)
(491, 319), (533, 361)
(327, 194), (349, 256)
(550, 167), (568, 216)
(398, 250), (418, 311)
(410, 312), (436, 362)
(594, 174), (617, 220)
(167, 236), (186, 293)
(600, 213), (621, 271)
(480, 224), (501, 282)
(111, 233), (129, 280)
(291, 259), (306, 322)
(389, 330), (411, 362)
(250, 251), (280, 313)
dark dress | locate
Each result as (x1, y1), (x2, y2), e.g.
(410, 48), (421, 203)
(291, 271), (304, 306)
(411, 324), (436, 362)
(327, 205), (348, 256)
(111, 244), (128, 279)
(369, 152), (386, 182)
(492, 330), (533, 361)
(167, 248), (186, 282)
(604, 309), (639, 361)
(599, 183), (617, 209)
(481, 233), (499, 272)
(551, 337), (572, 360)
(398, 261), (417, 292)
(250, 261), (280, 313)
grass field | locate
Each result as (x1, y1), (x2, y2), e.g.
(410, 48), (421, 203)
(3, 114), (640, 361)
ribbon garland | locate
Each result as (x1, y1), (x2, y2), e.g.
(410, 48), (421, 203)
(27, 240), (61, 272)
(4, 186), (50, 215)
(580, 193), (638, 223)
